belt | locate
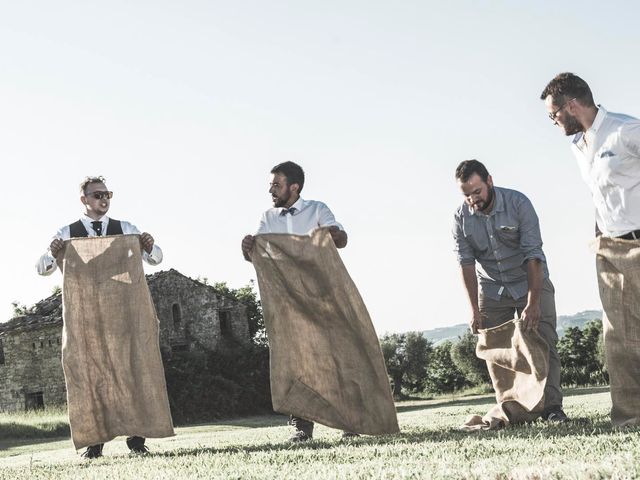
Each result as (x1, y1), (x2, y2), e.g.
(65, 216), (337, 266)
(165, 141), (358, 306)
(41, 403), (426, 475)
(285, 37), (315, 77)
(617, 229), (640, 240)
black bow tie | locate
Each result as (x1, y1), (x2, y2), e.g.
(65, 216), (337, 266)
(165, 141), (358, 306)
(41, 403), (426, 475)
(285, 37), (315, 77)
(281, 207), (297, 216)
(91, 221), (103, 236)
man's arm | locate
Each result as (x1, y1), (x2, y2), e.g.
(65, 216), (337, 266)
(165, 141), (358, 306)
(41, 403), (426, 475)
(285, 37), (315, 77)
(122, 222), (162, 265)
(242, 235), (255, 262)
(460, 263), (482, 334)
(521, 258), (543, 332)
(515, 195), (545, 331)
(452, 212), (481, 333)
(36, 238), (64, 276)
(317, 202), (347, 248)
(328, 226), (348, 248)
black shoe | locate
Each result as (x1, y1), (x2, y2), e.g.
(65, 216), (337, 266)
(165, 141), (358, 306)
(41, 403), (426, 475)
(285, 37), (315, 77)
(289, 430), (312, 443)
(129, 444), (150, 455)
(543, 408), (569, 422)
(81, 444), (103, 459)
(341, 432), (360, 439)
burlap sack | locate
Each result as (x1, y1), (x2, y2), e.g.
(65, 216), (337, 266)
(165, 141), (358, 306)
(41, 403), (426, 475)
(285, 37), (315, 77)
(460, 320), (548, 431)
(593, 236), (640, 426)
(251, 229), (399, 435)
(61, 235), (174, 449)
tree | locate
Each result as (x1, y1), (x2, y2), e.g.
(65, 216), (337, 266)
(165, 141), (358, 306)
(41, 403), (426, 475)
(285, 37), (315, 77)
(380, 332), (433, 399)
(557, 320), (606, 386)
(451, 331), (491, 386)
(425, 341), (468, 394)
(212, 281), (265, 345)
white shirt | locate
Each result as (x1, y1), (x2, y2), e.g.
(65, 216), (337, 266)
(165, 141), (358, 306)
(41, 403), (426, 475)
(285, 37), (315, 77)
(571, 106), (640, 237)
(256, 197), (344, 235)
(36, 215), (163, 276)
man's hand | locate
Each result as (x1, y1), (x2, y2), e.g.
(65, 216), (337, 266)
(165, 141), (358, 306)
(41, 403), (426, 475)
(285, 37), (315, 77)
(521, 301), (541, 332)
(328, 226), (348, 248)
(139, 232), (155, 254)
(50, 239), (65, 259)
(470, 308), (483, 334)
(242, 235), (255, 262)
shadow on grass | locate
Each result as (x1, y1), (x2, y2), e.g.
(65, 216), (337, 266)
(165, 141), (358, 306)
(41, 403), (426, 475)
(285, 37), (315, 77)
(0, 422), (70, 442)
(150, 413), (635, 460)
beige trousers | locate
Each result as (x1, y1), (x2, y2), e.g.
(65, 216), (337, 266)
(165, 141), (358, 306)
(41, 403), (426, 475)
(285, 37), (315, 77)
(594, 236), (640, 426)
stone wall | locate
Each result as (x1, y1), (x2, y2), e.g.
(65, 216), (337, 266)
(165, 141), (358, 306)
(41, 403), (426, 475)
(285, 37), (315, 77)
(148, 271), (250, 355)
(0, 269), (251, 412)
(0, 324), (66, 412)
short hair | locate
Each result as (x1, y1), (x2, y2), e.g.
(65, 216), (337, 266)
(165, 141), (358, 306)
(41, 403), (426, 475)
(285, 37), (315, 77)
(271, 161), (305, 193)
(79, 176), (107, 194)
(540, 72), (595, 108)
(455, 160), (490, 183)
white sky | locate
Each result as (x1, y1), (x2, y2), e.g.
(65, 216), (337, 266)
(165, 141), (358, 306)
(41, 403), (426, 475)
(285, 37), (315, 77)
(1, 1), (638, 333)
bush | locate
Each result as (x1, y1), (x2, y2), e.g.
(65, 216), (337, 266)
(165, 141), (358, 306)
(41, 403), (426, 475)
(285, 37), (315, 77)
(425, 341), (468, 394)
(163, 345), (272, 425)
(450, 331), (491, 387)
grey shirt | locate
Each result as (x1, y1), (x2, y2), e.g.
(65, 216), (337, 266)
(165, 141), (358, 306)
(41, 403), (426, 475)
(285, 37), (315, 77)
(452, 186), (549, 301)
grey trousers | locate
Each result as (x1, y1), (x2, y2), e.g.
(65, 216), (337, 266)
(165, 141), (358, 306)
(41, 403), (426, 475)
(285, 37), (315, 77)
(478, 278), (563, 411)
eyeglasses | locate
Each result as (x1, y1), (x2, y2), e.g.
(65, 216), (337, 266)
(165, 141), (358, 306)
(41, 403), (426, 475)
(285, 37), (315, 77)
(548, 97), (576, 122)
(86, 191), (113, 200)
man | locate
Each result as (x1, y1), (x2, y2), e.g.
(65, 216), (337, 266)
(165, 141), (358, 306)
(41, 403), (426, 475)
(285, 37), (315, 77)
(452, 159), (567, 422)
(241, 161), (352, 442)
(37, 176), (163, 458)
(540, 73), (640, 425)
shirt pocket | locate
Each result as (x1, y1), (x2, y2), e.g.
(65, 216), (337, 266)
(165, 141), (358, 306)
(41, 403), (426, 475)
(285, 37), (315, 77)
(496, 225), (520, 248)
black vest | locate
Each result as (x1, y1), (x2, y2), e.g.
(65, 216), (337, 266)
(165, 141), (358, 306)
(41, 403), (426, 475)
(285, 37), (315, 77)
(68, 219), (123, 238)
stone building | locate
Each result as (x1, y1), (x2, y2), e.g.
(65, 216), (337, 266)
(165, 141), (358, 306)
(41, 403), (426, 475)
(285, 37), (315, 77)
(0, 269), (251, 412)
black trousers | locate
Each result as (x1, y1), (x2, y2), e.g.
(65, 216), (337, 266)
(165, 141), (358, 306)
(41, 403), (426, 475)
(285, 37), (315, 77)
(289, 415), (314, 434)
(90, 436), (145, 450)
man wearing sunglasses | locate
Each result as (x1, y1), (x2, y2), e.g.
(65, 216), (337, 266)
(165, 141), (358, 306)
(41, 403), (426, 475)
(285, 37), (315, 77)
(540, 73), (640, 426)
(36, 176), (163, 458)
(37, 176), (161, 274)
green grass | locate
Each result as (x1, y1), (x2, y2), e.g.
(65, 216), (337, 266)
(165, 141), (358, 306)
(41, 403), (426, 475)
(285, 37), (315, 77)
(1, 387), (638, 479)
(0, 407), (69, 440)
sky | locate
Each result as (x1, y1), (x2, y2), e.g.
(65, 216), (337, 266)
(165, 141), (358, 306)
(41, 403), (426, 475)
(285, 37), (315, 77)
(1, 1), (639, 334)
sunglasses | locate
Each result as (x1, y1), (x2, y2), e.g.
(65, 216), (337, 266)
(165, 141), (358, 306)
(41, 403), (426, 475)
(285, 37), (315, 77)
(86, 191), (113, 200)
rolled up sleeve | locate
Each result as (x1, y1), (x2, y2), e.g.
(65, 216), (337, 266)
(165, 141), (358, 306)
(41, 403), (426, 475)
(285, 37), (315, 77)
(517, 196), (546, 264)
(453, 213), (476, 266)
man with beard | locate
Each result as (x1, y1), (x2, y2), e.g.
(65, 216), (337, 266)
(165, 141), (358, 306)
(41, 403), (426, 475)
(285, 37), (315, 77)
(241, 161), (353, 442)
(36, 176), (164, 458)
(452, 160), (567, 421)
(540, 73), (640, 425)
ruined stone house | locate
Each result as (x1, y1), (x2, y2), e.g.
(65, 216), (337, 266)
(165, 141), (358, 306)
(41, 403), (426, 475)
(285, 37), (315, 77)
(0, 269), (250, 412)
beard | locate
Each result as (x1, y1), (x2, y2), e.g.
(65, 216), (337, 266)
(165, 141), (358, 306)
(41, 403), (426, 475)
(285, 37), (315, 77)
(562, 113), (583, 136)
(273, 192), (290, 208)
(475, 186), (495, 213)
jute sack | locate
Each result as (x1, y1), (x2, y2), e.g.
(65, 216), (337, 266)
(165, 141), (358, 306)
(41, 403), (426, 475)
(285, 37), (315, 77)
(251, 228), (399, 435)
(593, 236), (640, 426)
(61, 235), (174, 449)
(460, 319), (548, 431)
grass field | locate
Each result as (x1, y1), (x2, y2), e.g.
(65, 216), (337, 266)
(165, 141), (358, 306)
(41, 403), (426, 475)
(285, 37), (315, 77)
(0, 386), (638, 479)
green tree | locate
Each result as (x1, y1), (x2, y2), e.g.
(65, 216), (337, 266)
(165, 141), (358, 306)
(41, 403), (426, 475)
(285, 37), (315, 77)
(425, 341), (468, 394)
(451, 331), (491, 386)
(558, 320), (606, 386)
(380, 332), (433, 399)
(212, 280), (265, 345)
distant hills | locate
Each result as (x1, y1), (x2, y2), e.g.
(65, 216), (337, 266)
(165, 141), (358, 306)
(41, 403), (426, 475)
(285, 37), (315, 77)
(422, 310), (603, 345)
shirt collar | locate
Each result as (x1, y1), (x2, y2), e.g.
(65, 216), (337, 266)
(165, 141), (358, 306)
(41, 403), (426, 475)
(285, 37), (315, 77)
(282, 197), (304, 214)
(82, 214), (109, 223)
(572, 105), (607, 147)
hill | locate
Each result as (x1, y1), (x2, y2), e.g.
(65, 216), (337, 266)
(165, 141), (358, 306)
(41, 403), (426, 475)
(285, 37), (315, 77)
(423, 310), (602, 345)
